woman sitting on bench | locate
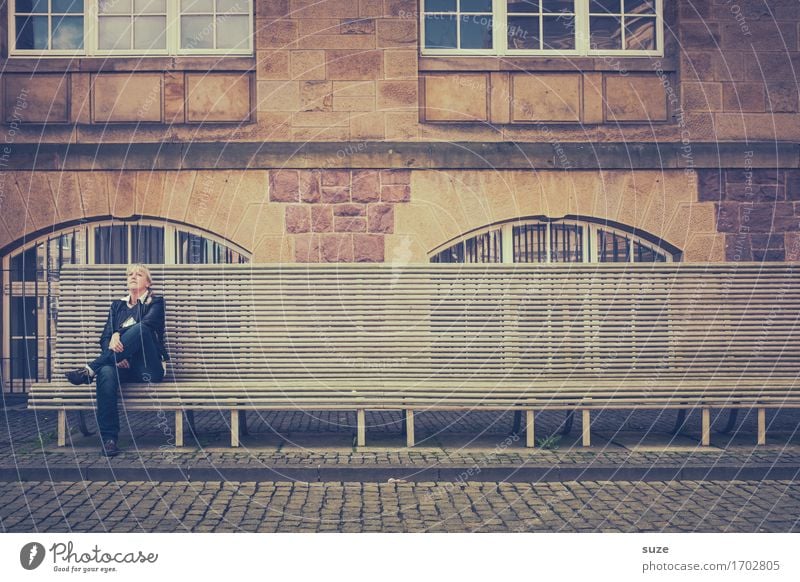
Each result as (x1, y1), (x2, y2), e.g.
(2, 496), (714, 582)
(65, 263), (169, 457)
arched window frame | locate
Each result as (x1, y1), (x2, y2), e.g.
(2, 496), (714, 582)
(429, 217), (680, 263)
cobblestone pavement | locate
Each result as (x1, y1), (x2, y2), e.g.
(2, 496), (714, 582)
(1, 480), (798, 533)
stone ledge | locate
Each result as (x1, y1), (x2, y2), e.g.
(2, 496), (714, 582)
(4, 141), (798, 170)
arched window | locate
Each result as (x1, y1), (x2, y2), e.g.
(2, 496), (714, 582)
(430, 217), (680, 263)
(1, 218), (249, 393)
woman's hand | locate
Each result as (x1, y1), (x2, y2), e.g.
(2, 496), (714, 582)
(109, 332), (124, 353)
(116, 359), (130, 369)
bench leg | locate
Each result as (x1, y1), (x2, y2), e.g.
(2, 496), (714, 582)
(231, 410), (240, 448)
(561, 410), (575, 436)
(57, 410), (67, 447)
(511, 410), (522, 435)
(526, 410), (535, 448)
(239, 411), (249, 436)
(701, 408), (711, 446)
(356, 409), (366, 447)
(175, 411), (184, 448)
(581, 410), (591, 447)
(77, 411), (95, 437)
(406, 410), (415, 447)
(757, 408), (766, 445)
(671, 409), (687, 435)
(719, 409), (739, 434)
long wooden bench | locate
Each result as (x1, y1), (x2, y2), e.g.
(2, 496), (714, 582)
(28, 263), (800, 449)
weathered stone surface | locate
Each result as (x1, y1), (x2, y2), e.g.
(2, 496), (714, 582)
(295, 233), (321, 262)
(381, 184), (410, 203)
(300, 81), (333, 111)
(743, 203), (798, 232)
(353, 233), (384, 262)
(511, 74), (581, 123)
(367, 204), (394, 233)
(292, 51), (327, 80)
(722, 83), (765, 113)
(257, 51), (291, 80)
(605, 75), (668, 122)
(786, 171), (800, 201)
(424, 74), (487, 122)
(322, 187), (351, 204)
(725, 233), (752, 261)
(299, 170), (322, 202)
(381, 170), (411, 185)
(326, 50), (384, 80)
(334, 203), (366, 216)
(697, 170), (725, 202)
(322, 170), (351, 187)
(352, 170), (381, 202)
(270, 170), (300, 202)
(286, 205), (311, 233)
(93, 73), (162, 123)
(340, 18), (375, 35)
(311, 205), (333, 231)
(334, 216), (366, 232)
(715, 202), (740, 233)
(376, 20), (416, 48)
(4, 74), (69, 123)
(320, 233), (353, 261)
(186, 73), (251, 123)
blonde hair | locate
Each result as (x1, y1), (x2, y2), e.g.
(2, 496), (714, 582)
(126, 263), (153, 289)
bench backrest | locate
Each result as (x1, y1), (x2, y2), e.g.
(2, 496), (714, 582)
(53, 263), (800, 381)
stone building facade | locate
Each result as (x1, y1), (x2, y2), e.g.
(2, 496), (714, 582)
(1, 0), (799, 390)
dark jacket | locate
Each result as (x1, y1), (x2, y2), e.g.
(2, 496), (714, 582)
(99, 293), (170, 363)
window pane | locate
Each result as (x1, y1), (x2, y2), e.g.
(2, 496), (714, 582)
(99, 0), (132, 14)
(134, 15), (167, 49)
(52, 16), (83, 49)
(10, 248), (38, 282)
(217, 0), (248, 13)
(590, 0), (620, 13)
(542, 14), (574, 49)
(16, 0), (50, 13)
(181, 15), (214, 48)
(634, 241), (665, 262)
(507, 16), (539, 49)
(52, 0), (83, 13)
(16, 16), (49, 49)
(625, 15), (655, 50)
(542, 0), (573, 13)
(216, 15), (249, 49)
(181, 0), (214, 12)
(425, 0), (457, 10)
(598, 231), (629, 262)
(424, 15), (457, 48)
(550, 224), (582, 262)
(461, 15), (492, 49)
(625, 0), (655, 14)
(461, 0), (492, 12)
(131, 225), (165, 264)
(590, 16), (621, 49)
(507, 0), (539, 13)
(99, 16), (132, 49)
(513, 224), (547, 263)
(135, 0), (167, 12)
(95, 226), (128, 264)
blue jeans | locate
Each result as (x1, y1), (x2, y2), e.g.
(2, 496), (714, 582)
(90, 323), (164, 441)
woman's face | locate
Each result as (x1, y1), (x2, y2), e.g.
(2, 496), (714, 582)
(127, 269), (149, 294)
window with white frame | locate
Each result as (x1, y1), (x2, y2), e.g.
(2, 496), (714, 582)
(421, 0), (662, 56)
(9, 0), (253, 56)
(430, 218), (677, 263)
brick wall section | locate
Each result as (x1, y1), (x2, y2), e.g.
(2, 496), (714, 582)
(269, 168), (410, 262)
(680, 0), (800, 140)
(699, 168), (800, 261)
